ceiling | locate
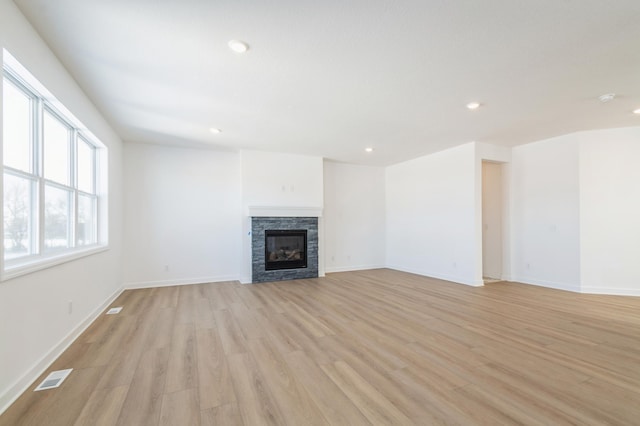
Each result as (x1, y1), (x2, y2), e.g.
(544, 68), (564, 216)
(14, 0), (640, 166)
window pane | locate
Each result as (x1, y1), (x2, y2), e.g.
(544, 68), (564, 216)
(77, 138), (95, 193)
(44, 111), (70, 185)
(3, 80), (32, 172)
(3, 173), (34, 259)
(44, 184), (71, 250)
(77, 194), (96, 246)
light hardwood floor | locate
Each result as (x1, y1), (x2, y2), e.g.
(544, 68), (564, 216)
(2, 269), (640, 425)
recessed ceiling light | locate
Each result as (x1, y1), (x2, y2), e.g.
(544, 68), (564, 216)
(209, 128), (221, 134)
(633, 108), (640, 115)
(466, 102), (481, 110)
(598, 93), (616, 103)
(365, 147), (374, 153)
(228, 40), (249, 53)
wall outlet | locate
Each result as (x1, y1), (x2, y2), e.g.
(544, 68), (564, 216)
(164, 265), (169, 272)
(68, 300), (73, 314)
(526, 263), (530, 270)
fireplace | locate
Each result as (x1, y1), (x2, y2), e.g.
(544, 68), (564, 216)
(251, 217), (318, 283)
(265, 230), (307, 270)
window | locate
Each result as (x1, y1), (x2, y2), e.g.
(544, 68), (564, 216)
(2, 51), (107, 278)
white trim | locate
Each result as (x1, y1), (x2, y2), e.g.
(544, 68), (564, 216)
(3, 49), (104, 145)
(510, 275), (582, 293)
(386, 265), (484, 287)
(247, 206), (323, 217)
(325, 264), (386, 273)
(0, 285), (123, 415)
(1, 246), (108, 282)
(580, 287), (640, 297)
(125, 275), (239, 289)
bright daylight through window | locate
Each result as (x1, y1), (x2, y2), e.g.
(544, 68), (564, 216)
(2, 51), (106, 278)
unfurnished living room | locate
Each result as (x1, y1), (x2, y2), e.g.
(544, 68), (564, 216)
(1, 1), (639, 425)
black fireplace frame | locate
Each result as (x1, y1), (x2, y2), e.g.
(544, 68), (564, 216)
(264, 229), (307, 271)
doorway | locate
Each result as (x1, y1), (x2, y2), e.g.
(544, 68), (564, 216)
(482, 161), (503, 282)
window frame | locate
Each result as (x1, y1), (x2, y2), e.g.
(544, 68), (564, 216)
(2, 53), (108, 281)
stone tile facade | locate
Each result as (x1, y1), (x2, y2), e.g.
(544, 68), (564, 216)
(251, 217), (318, 283)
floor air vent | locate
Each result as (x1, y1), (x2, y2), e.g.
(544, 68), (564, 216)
(34, 369), (73, 391)
(106, 307), (123, 315)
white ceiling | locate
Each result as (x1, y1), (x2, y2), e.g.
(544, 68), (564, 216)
(14, 0), (640, 166)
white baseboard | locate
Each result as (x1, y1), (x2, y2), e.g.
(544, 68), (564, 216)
(124, 275), (239, 289)
(510, 276), (581, 293)
(495, 276), (639, 296)
(0, 285), (124, 416)
(324, 264), (386, 274)
(580, 286), (640, 296)
(386, 265), (483, 287)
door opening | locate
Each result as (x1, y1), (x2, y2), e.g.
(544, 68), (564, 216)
(482, 161), (503, 283)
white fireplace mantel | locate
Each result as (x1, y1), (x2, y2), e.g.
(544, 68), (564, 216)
(247, 206), (323, 218)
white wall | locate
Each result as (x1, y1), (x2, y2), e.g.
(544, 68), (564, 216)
(386, 143), (480, 286)
(123, 143), (241, 287)
(0, 0), (124, 412)
(510, 135), (581, 291)
(323, 161), (385, 272)
(240, 150), (324, 211)
(580, 127), (640, 295)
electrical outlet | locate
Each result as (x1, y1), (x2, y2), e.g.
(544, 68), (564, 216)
(68, 300), (73, 314)
(164, 265), (169, 272)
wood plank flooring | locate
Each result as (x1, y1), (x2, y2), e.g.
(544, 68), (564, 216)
(2, 269), (640, 425)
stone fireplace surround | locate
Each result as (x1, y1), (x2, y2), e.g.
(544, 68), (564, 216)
(251, 216), (319, 283)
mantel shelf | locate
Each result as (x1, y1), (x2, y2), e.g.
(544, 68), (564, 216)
(247, 206), (323, 218)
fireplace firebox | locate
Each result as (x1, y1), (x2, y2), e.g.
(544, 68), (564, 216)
(265, 229), (307, 271)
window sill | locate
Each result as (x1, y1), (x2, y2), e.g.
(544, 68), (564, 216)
(1, 245), (109, 282)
